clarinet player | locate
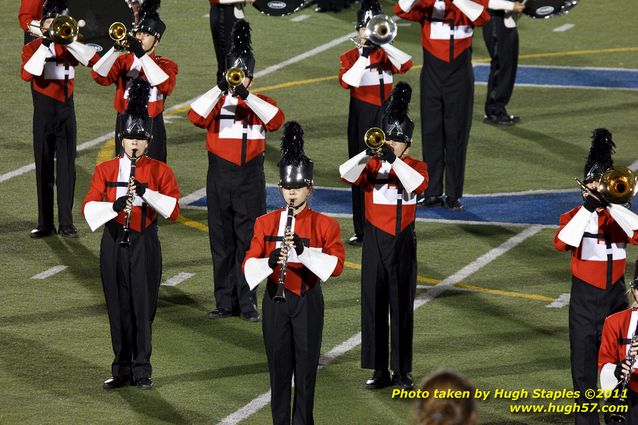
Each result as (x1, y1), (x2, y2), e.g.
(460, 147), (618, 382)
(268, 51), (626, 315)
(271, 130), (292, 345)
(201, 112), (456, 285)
(82, 78), (180, 390)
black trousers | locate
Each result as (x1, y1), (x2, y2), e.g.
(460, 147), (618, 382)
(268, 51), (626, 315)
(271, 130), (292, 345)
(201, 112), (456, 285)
(482, 12), (519, 116)
(207, 153), (264, 315)
(420, 48), (474, 201)
(361, 223), (417, 373)
(210, 3), (240, 83)
(115, 112), (167, 163)
(100, 221), (162, 380)
(263, 283), (324, 425)
(570, 276), (628, 425)
(32, 90), (77, 228)
(347, 96), (385, 238)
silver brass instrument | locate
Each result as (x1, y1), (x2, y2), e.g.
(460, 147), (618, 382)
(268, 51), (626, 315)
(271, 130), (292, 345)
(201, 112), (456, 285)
(273, 200), (295, 303)
(349, 14), (397, 48)
(108, 22), (130, 50)
(575, 166), (638, 205)
(364, 127), (386, 155)
(120, 149), (138, 248)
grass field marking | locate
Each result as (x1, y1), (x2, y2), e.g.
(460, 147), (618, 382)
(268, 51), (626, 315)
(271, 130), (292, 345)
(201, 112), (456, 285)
(161, 272), (196, 287)
(216, 225), (542, 424)
(176, 215), (209, 233)
(290, 14), (310, 22)
(30, 265), (68, 280)
(553, 23), (575, 32)
(546, 293), (571, 308)
(508, 82), (638, 92)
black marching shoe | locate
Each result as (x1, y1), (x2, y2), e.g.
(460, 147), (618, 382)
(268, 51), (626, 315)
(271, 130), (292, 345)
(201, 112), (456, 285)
(347, 234), (363, 246)
(242, 311), (260, 322)
(417, 195), (444, 208)
(30, 226), (56, 239)
(207, 308), (234, 319)
(135, 377), (154, 390)
(446, 198), (464, 211)
(365, 369), (393, 389)
(483, 113), (519, 126)
(392, 372), (414, 390)
(103, 376), (132, 389)
(59, 224), (79, 238)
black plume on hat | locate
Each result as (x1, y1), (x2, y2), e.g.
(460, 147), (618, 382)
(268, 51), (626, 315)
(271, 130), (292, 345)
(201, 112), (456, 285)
(279, 121), (313, 189)
(43, 0), (68, 18)
(119, 78), (153, 141)
(357, 0), (383, 28)
(135, 0), (166, 40)
(226, 20), (255, 77)
(583, 128), (615, 181)
(382, 82), (414, 144)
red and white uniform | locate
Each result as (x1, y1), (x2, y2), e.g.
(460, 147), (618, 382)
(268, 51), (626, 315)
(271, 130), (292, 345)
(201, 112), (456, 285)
(395, 0), (490, 63)
(599, 308), (638, 394)
(554, 207), (638, 290)
(91, 53), (178, 118)
(339, 48), (413, 106)
(188, 94), (285, 166)
(348, 156), (429, 235)
(18, 0), (43, 33)
(243, 207), (345, 295)
(82, 155), (180, 233)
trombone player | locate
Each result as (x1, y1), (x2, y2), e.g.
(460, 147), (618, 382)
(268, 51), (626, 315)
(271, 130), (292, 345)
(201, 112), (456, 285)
(91, 0), (178, 163)
(21, 0), (98, 238)
(554, 129), (638, 425)
(339, 0), (413, 246)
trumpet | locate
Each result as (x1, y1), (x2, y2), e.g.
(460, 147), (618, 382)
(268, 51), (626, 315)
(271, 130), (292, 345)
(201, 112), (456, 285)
(349, 14), (398, 48)
(225, 67), (245, 88)
(109, 22), (130, 50)
(34, 15), (80, 45)
(364, 127), (386, 155)
(576, 166), (638, 205)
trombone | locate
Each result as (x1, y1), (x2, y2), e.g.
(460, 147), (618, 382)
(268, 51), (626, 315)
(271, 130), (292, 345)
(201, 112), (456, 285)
(109, 22), (130, 50)
(349, 14), (398, 48)
(225, 67), (245, 92)
(32, 15), (80, 45)
(576, 166), (638, 205)
(364, 127), (386, 155)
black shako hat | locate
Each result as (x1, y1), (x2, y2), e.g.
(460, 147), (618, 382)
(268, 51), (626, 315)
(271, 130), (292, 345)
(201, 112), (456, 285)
(118, 78), (153, 141)
(382, 82), (414, 145)
(278, 121), (313, 189)
(226, 20), (255, 78)
(583, 128), (615, 182)
(357, 0), (383, 29)
(134, 0), (166, 41)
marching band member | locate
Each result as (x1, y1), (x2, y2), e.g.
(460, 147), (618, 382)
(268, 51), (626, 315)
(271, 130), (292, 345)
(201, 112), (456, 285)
(395, 0), (490, 211)
(599, 275), (638, 424)
(21, 0), (99, 238)
(18, 0), (43, 43)
(82, 78), (180, 390)
(91, 0), (177, 163)
(339, 0), (413, 246)
(189, 20), (285, 322)
(554, 129), (638, 425)
(339, 82), (428, 390)
(243, 121), (345, 425)
(482, 0), (525, 126)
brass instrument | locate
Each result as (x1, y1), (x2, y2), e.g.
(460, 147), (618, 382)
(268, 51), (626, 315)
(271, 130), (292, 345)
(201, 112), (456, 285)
(36, 15), (80, 45)
(225, 67), (245, 88)
(364, 127), (386, 155)
(349, 14), (398, 48)
(120, 149), (138, 248)
(273, 200), (295, 303)
(109, 22), (130, 50)
(576, 166), (638, 205)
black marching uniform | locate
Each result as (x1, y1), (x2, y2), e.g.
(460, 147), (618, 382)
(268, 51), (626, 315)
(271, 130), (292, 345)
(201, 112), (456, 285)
(244, 122), (346, 424)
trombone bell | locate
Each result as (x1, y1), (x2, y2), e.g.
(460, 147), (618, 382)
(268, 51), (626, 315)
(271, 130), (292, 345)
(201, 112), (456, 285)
(364, 14), (397, 46)
(48, 15), (79, 45)
(225, 67), (245, 88)
(599, 166), (638, 205)
(364, 127), (386, 154)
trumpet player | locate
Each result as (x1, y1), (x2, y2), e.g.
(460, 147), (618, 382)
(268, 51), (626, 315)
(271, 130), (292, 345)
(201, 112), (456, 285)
(339, 83), (428, 391)
(243, 121), (345, 425)
(91, 0), (177, 163)
(554, 129), (638, 425)
(21, 0), (99, 239)
(339, 0), (413, 246)
(82, 78), (180, 390)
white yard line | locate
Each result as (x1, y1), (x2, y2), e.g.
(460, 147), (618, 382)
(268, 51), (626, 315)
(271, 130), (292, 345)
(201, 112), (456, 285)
(546, 293), (570, 308)
(290, 14), (310, 22)
(553, 23), (575, 32)
(161, 272), (195, 287)
(216, 225), (543, 424)
(31, 265), (68, 280)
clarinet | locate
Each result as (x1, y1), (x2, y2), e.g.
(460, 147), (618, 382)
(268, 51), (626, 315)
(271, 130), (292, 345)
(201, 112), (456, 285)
(273, 200), (295, 303)
(608, 320), (638, 424)
(120, 149), (138, 248)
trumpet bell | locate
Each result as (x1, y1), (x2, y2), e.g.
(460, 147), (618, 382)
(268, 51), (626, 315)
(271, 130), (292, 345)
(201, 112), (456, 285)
(49, 15), (78, 44)
(599, 166), (638, 205)
(364, 127), (386, 151)
(365, 14), (397, 46)
(226, 67), (245, 87)
(109, 22), (127, 41)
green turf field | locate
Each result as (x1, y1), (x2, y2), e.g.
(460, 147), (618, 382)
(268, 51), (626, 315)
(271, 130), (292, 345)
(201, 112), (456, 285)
(1, 0), (638, 423)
